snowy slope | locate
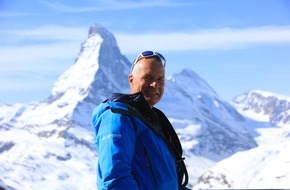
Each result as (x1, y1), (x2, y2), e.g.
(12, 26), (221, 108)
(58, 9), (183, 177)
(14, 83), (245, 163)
(0, 24), (263, 189)
(193, 90), (290, 189)
(193, 139), (290, 189)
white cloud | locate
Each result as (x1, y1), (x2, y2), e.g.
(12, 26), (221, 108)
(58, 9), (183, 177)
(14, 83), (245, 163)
(115, 26), (290, 54)
(0, 42), (79, 72)
(38, 0), (196, 12)
(0, 25), (87, 73)
(1, 25), (87, 42)
(1, 25), (290, 73)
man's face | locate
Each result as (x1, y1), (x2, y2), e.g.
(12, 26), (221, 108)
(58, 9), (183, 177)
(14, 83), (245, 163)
(129, 58), (165, 108)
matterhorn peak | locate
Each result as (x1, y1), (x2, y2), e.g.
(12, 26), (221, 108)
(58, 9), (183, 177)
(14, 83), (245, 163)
(88, 24), (113, 39)
(45, 24), (132, 128)
(88, 24), (101, 37)
(6, 24), (132, 129)
(87, 24), (119, 52)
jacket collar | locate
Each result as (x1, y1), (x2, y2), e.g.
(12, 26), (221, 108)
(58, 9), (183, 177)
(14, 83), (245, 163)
(106, 92), (158, 122)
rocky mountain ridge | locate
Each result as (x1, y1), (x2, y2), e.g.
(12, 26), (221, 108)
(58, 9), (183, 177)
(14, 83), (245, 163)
(232, 90), (290, 126)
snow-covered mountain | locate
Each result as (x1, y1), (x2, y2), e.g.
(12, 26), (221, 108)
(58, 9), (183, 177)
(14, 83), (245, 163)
(0, 24), (131, 190)
(0, 24), (288, 189)
(232, 90), (290, 126)
(160, 69), (258, 160)
(193, 90), (290, 189)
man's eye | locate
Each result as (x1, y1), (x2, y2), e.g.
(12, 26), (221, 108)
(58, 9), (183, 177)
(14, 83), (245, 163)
(158, 79), (164, 84)
(143, 76), (150, 80)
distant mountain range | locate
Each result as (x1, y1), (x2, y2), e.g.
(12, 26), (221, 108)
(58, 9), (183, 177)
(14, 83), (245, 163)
(232, 90), (290, 126)
(0, 24), (289, 189)
(194, 90), (290, 189)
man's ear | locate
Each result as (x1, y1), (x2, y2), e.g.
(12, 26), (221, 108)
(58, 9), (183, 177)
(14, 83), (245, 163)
(128, 74), (133, 88)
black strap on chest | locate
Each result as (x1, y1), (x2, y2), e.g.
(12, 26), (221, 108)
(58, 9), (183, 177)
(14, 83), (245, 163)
(109, 103), (189, 189)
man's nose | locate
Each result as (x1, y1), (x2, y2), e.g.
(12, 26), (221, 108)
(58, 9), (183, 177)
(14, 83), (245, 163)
(150, 81), (157, 87)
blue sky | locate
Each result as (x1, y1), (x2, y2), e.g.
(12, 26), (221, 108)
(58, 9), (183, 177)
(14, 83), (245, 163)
(1, 0), (290, 104)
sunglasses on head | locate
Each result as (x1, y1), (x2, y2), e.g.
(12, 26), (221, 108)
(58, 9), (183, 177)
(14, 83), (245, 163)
(130, 51), (166, 72)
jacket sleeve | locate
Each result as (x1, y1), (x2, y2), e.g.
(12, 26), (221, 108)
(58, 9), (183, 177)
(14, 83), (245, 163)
(93, 109), (139, 190)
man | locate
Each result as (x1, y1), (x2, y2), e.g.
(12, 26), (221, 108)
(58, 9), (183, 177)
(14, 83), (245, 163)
(92, 51), (189, 189)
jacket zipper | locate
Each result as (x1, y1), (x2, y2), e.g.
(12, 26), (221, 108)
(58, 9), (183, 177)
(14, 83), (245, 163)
(144, 147), (158, 187)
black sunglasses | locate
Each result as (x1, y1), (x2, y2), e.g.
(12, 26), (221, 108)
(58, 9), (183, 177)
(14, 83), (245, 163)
(131, 51), (166, 72)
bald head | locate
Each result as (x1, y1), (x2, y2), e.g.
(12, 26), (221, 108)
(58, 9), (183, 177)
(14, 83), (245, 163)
(130, 56), (164, 75)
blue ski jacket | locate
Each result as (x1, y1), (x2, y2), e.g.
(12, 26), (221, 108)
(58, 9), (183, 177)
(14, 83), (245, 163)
(92, 93), (186, 190)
